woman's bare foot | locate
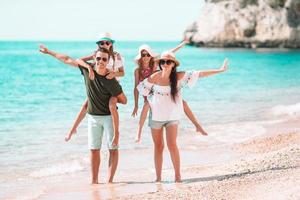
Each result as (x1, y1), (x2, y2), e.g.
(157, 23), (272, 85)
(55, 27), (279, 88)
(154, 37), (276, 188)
(91, 181), (99, 185)
(155, 178), (162, 183)
(175, 175), (182, 183)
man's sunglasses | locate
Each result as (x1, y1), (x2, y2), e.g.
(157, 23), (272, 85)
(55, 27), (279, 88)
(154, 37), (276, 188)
(96, 57), (108, 62)
(159, 59), (174, 65)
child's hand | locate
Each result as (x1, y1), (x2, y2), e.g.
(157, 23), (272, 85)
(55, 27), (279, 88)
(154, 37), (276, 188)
(112, 136), (119, 147)
(135, 136), (141, 143)
(65, 134), (72, 142)
(131, 106), (138, 117)
(65, 129), (76, 142)
(106, 72), (115, 80)
(182, 36), (190, 44)
(195, 125), (208, 136)
(220, 58), (229, 72)
(200, 130), (208, 136)
(39, 44), (49, 54)
(88, 67), (95, 80)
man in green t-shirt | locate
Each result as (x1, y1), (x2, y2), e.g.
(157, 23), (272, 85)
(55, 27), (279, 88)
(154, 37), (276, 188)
(39, 45), (127, 184)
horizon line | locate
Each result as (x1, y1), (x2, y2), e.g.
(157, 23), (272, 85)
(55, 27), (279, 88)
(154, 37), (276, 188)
(0, 39), (181, 43)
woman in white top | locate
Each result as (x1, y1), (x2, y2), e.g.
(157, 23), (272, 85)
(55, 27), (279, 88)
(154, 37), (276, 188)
(66, 33), (125, 149)
(137, 51), (228, 182)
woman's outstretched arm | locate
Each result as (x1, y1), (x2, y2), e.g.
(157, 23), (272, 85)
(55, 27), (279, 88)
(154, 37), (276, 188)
(170, 38), (189, 54)
(198, 58), (228, 78)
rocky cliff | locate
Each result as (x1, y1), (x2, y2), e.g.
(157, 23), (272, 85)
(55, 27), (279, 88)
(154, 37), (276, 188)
(184, 0), (300, 48)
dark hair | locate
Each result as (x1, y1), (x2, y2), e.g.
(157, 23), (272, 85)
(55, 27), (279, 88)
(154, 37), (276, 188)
(158, 62), (178, 102)
(109, 46), (115, 61)
(95, 47), (110, 58)
(169, 66), (178, 102)
(97, 43), (116, 63)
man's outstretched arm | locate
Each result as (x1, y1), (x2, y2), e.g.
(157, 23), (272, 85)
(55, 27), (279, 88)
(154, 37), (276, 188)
(39, 44), (79, 67)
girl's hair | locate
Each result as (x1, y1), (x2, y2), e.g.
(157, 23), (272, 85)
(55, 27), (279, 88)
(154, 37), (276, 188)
(169, 66), (178, 102)
(137, 51), (155, 78)
(159, 62), (178, 102)
(108, 45), (115, 61)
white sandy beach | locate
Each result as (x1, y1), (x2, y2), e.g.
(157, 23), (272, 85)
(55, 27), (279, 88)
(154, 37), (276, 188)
(33, 118), (300, 200)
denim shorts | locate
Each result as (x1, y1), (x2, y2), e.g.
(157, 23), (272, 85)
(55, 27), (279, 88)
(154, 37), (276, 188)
(87, 114), (118, 150)
(148, 111), (179, 129)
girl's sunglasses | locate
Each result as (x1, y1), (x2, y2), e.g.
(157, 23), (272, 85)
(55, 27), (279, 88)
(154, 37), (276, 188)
(159, 59), (174, 65)
(96, 57), (108, 62)
(99, 41), (111, 46)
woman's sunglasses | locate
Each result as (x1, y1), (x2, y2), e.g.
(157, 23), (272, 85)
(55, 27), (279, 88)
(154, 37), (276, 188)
(96, 57), (108, 62)
(99, 41), (111, 46)
(159, 59), (174, 65)
(141, 53), (151, 57)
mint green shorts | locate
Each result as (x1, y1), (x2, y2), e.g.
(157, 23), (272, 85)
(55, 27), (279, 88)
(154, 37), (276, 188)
(87, 114), (117, 150)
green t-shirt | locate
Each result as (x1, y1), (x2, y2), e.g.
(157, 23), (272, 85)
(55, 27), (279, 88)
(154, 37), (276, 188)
(79, 66), (123, 115)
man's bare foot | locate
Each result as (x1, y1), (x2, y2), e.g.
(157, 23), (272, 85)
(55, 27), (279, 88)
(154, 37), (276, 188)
(91, 181), (99, 184)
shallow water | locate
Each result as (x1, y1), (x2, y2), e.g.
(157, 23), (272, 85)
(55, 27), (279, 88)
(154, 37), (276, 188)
(0, 41), (300, 199)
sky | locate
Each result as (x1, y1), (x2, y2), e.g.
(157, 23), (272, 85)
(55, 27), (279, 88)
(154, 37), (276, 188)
(0, 0), (204, 41)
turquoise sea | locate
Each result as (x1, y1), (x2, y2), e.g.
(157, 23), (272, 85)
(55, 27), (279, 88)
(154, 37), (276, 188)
(0, 41), (300, 199)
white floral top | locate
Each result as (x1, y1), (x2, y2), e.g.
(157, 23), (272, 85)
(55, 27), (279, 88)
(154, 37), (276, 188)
(137, 71), (200, 121)
(106, 53), (124, 72)
(107, 53), (124, 81)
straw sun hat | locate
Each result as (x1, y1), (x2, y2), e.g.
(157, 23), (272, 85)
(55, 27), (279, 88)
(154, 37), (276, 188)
(156, 51), (180, 67)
